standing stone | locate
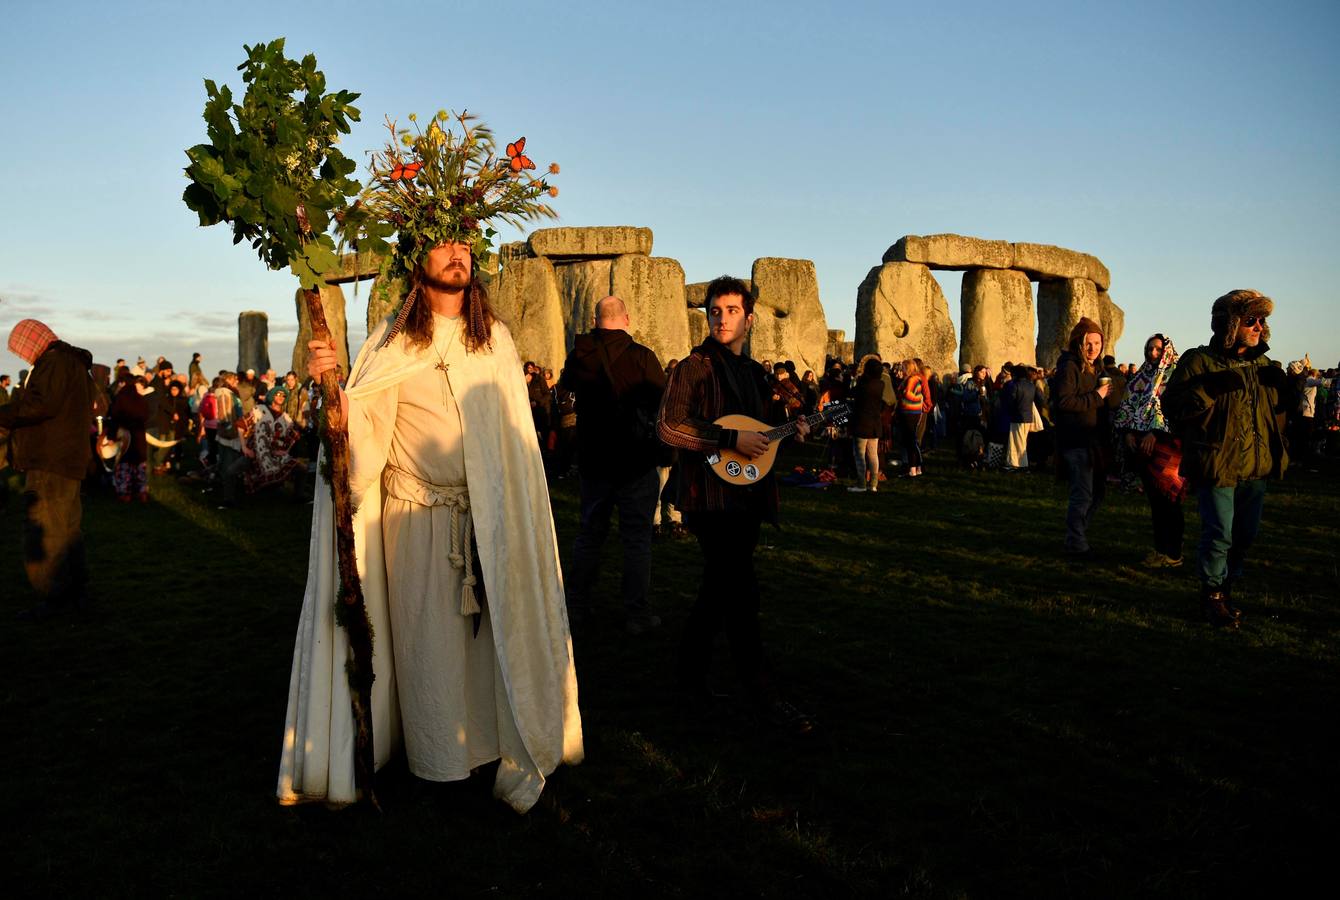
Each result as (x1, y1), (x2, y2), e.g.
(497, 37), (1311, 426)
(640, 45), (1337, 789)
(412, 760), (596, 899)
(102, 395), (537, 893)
(1035, 278), (1100, 368)
(687, 308), (709, 348)
(293, 284), (350, 379)
(492, 256), (566, 370)
(238, 311), (270, 374)
(853, 262), (957, 375)
(685, 279), (751, 308)
(750, 258), (829, 375)
(1097, 289), (1124, 361)
(611, 255), (692, 365)
(554, 259), (614, 349)
(365, 275), (408, 337)
(960, 269), (1035, 369)
(825, 329), (848, 364)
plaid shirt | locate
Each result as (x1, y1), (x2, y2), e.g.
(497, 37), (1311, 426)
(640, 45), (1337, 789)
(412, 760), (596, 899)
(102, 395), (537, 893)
(8, 319), (57, 364)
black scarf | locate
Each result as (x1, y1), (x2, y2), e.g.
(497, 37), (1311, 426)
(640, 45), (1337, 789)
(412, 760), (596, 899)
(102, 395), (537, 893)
(697, 339), (765, 419)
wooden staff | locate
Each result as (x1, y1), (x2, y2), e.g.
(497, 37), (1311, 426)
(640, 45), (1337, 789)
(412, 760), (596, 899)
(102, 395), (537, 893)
(302, 287), (379, 811)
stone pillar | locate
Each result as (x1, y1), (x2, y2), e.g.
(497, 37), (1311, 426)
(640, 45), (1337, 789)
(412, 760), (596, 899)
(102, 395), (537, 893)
(292, 284), (349, 379)
(854, 262), (956, 374)
(750, 258), (829, 375)
(365, 276), (407, 338)
(960, 268), (1035, 369)
(554, 259), (614, 349)
(1097, 289), (1125, 361)
(237, 311), (270, 374)
(687, 308), (709, 348)
(611, 255), (692, 365)
(825, 329), (847, 364)
(492, 256), (566, 370)
(1035, 278), (1100, 369)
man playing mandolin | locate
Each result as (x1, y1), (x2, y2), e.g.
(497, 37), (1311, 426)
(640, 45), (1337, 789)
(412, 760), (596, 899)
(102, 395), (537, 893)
(657, 276), (814, 735)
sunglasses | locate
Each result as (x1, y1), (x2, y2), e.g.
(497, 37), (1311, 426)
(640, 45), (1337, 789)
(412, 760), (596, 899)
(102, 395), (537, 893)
(1243, 315), (1267, 327)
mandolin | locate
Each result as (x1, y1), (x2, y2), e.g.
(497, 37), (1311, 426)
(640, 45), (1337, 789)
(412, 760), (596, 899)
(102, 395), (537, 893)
(706, 402), (849, 486)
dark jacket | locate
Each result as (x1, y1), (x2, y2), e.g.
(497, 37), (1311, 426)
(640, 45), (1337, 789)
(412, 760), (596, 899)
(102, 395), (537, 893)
(1051, 351), (1109, 452)
(109, 386), (150, 465)
(1008, 378), (1041, 425)
(850, 372), (888, 439)
(559, 328), (665, 480)
(1161, 340), (1289, 488)
(657, 339), (780, 521)
(0, 341), (96, 480)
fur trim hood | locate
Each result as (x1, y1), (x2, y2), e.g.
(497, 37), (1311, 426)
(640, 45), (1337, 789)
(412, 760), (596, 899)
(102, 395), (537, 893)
(1211, 289), (1273, 350)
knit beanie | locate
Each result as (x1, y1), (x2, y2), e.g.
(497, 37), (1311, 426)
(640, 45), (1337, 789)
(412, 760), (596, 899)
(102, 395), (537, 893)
(1066, 316), (1104, 357)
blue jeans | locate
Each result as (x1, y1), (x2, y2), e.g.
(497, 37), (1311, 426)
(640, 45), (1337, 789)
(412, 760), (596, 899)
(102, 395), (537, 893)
(569, 468), (659, 616)
(1197, 480), (1267, 589)
(1061, 447), (1104, 552)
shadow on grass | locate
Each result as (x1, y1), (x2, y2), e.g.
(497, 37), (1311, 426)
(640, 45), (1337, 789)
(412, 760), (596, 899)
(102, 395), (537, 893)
(1, 446), (1336, 897)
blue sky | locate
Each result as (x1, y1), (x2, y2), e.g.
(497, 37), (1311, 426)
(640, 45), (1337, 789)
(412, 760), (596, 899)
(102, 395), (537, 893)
(2, 0), (1337, 378)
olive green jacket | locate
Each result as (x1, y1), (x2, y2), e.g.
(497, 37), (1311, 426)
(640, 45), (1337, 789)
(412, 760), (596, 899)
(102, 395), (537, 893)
(1161, 341), (1289, 488)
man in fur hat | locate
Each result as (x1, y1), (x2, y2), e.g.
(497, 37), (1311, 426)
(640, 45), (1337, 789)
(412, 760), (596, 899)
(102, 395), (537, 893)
(1163, 289), (1290, 629)
(1051, 317), (1117, 556)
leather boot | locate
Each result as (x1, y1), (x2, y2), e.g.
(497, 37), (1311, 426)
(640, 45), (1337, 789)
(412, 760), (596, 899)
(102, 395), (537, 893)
(1202, 586), (1239, 630)
(1221, 579), (1244, 622)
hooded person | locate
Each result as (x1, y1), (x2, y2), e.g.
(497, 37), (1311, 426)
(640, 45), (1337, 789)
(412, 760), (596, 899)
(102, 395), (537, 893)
(1051, 316), (1119, 556)
(278, 110), (581, 813)
(1115, 334), (1186, 567)
(0, 319), (97, 617)
(1162, 289), (1290, 629)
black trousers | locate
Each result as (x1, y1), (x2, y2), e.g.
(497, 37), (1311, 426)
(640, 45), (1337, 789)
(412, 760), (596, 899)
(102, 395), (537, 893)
(1138, 466), (1186, 559)
(682, 510), (772, 700)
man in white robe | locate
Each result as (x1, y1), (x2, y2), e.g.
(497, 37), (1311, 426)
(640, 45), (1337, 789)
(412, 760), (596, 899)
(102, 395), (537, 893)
(277, 241), (582, 813)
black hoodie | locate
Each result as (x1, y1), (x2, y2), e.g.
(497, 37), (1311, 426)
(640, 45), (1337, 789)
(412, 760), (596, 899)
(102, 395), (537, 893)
(558, 328), (665, 479)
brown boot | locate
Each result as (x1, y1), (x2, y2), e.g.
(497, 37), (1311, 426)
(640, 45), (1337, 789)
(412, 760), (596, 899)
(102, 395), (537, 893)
(1202, 588), (1239, 630)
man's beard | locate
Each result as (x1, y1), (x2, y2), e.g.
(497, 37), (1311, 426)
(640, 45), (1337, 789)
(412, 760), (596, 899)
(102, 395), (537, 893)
(422, 265), (471, 292)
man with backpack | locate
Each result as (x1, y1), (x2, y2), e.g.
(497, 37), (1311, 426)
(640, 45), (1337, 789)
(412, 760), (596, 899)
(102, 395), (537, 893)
(558, 295), (667, 634)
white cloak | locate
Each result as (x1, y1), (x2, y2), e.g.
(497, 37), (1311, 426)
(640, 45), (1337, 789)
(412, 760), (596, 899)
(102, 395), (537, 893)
(276, 316), (582, 813)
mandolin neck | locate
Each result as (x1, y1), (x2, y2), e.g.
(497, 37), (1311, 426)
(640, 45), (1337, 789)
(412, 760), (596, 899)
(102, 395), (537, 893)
(762, 408), (830, 442)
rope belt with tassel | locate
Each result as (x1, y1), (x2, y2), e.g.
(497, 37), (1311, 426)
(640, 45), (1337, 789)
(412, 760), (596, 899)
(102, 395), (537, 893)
(383, 464), (480, 617)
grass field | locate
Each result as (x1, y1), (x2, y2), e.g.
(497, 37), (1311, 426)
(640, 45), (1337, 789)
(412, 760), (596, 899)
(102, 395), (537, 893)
(2, 442), (1336, 898)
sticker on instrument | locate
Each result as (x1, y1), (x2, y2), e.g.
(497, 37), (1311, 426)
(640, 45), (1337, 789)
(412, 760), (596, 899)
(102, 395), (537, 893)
(744, 464), (759, 481)
(706, 452), (721, 465)
(725, 460), (742, 477)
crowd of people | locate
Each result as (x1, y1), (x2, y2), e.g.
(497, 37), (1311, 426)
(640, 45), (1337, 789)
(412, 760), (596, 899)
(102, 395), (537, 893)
(0, 353), (316, 510)
(2, 286), (1335, 809)
(4, 306), (1337, 625)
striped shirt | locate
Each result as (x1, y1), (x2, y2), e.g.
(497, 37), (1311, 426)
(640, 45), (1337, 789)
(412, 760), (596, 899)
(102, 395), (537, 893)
(657, 345), (779, 519)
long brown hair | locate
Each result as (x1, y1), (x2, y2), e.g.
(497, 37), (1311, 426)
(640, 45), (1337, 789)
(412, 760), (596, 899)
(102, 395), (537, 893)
(384, 266), (496, 355)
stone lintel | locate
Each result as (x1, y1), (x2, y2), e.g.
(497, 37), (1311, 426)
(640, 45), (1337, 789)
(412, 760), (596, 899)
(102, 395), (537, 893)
(1011, 242), (1110, 290)
(325, 250), (383, 285)
(883, 234), (1014, 270)
(883, 234), (1111, 290)
(528, 226), (652, 259)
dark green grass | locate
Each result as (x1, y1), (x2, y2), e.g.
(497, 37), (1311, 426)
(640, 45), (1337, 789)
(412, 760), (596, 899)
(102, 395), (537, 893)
(2, 445), (1336, 898)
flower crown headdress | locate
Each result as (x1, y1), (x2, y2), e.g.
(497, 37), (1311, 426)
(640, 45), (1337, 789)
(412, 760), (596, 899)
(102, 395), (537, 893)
(338, 110), (559, 282)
